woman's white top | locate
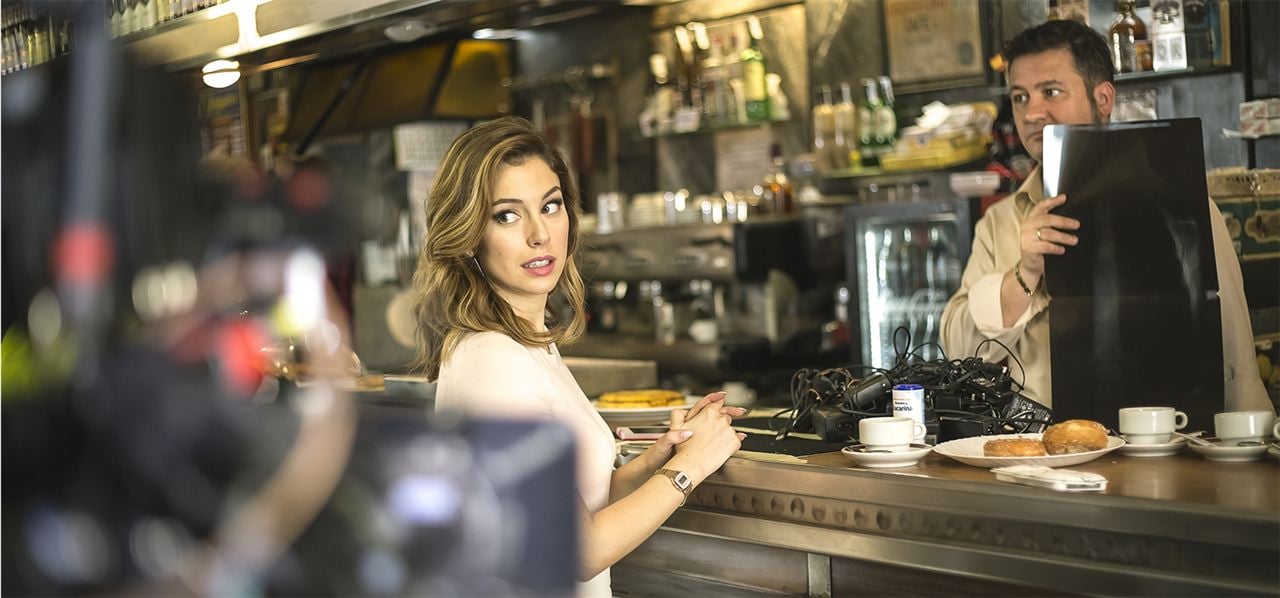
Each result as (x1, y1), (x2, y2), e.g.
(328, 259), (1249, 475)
(435, 331), (617, 598)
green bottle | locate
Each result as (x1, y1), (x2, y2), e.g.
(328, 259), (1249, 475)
(858, 78), (884, 166)
(741, 16), (770, 123)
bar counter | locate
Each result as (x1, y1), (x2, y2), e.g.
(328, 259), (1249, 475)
(617, 447), (1280, 596)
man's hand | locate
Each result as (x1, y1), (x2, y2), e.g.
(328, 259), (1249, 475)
(1019, 194), (1080, 284)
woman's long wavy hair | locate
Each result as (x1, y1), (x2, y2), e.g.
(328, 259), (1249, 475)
(410, 117), (586, 380)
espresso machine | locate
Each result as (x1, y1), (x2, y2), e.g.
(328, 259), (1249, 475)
(565, 216), (848, 390)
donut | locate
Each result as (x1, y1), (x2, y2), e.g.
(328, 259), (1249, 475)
(1042, 419), (1109, 455)
(983, 438), (1047, 457)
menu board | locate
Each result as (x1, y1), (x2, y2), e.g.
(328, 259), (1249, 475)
(1041, 119), (1223, 429)
(199, 88), (245, 157)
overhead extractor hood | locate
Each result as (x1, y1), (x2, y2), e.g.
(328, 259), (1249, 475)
(281, 39), (511, 143)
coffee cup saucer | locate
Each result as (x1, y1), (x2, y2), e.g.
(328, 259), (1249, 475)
(841, 443), (931, 468)
(1117, 435), (1186, 457)
(1188, 437), (1269, 462)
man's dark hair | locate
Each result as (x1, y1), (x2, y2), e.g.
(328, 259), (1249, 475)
(1005, 19), (1114, 92)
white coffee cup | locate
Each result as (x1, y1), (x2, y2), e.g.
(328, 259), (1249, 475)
(1273, 419), (1280, 441)
(1214, 411), (1276, 445)
(1118, 407), (1188, 444)
(859, 416), (926, 452)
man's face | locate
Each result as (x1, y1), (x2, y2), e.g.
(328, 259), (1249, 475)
(1007, 48), (1114, 162)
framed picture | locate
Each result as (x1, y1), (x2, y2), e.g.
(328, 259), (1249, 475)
(883, 0), (985, 88)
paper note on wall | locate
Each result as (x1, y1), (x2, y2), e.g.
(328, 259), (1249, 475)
(714, 127), (773, 192)
(393, 121), (469, 171)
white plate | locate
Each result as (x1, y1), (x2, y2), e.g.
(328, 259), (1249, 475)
(841, 443), (932, 468)
(932, 433), (1125, 469)
(1117, 436), (1186, 458)
(592, 397), (697, 426)
(1269, 444), (1280, 461)
(1188, 440), (1269, 462)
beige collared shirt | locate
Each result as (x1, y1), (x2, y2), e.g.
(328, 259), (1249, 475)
(940, 169), (1271, 412)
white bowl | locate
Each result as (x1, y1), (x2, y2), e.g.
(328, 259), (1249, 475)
(949, 171), (1001, 197)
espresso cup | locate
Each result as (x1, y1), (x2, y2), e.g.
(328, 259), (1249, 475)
(1118, 406), (1188, 444)
(859, 416), (926, 452)
(1214, 411), (1276, 445)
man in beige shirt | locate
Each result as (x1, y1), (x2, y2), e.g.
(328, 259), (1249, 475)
(939, 20), (1271, 412)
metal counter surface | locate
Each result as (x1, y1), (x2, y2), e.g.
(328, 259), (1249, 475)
(625, 448), (1280, 596)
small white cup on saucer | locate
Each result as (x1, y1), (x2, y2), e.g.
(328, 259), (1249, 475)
(859, 416), (927, 452)
(1119, 407), (1188, 445)
(1214, 411), (1276, 446)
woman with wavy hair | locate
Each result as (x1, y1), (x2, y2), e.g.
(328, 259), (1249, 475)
(411, 117), (743, 596)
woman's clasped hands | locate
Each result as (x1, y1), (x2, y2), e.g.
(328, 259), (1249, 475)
(647, 391), (746, 482)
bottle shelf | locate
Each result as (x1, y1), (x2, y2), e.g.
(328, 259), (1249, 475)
(819, 157), (987, 181)
(643, 117), (789, 139)
(1114, 65), (1230, 84)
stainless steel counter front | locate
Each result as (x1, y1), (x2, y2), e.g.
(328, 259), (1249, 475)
(618, 450), (1280, 596)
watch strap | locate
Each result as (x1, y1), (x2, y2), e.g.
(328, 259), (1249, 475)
(654, 468), (693, 506)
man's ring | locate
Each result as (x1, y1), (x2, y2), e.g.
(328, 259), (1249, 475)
(1036, 228), (1044, 241)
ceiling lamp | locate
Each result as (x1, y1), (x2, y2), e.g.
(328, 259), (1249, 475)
(385, 19), (434, 43)
(472, 28), (521, 40)
(201, 59), (241, 89)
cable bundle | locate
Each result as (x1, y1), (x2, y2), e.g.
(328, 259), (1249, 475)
(773, 328), (1052, 441)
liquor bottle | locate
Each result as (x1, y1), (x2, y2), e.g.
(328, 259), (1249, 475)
(123, 0), (137, 36)
(672, 25), (696, 112)
(877, 227), (899, 300)
(741, 16), (769, 123)
(1109, 0), (1148, 73)
(690, 22), (712, 123)
(833, 82), (857, 169)
(3, 29), (12, 74)
(924, 225), (957, 294)
(700, 35), (720, 125)
(897, 226), (923, 297)
(141, 0), (157, 31)
(876, 76), (898, 154)
(761, 144), (793, 214)
(812, 85), (835, 169)
(858, 78), (885, 166)
(724, 33), (746, 124)
(649, 53), (675, 134)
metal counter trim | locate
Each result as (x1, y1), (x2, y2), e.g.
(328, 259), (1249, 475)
(652, 454), (1280, 595)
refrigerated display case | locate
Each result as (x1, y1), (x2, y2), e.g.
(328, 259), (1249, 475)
(844, 198), (974, 368)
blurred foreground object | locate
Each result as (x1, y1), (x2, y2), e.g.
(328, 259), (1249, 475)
(2, 3), (576, 595)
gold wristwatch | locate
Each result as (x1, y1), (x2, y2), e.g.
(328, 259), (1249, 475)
(654, 468), (693, 505)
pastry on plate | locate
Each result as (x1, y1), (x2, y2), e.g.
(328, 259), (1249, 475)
(598, 389), (685, 409)
(983, 438), (1048, 457)
(1042, 419), (1109, 455)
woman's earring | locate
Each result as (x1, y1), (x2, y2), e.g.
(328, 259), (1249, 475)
(471, 255), (486, 279)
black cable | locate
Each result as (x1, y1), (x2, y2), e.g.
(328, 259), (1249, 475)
(780, 335), (1047, 442)
(975, 337), (1028, 390)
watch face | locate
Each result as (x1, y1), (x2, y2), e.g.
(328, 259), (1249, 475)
(674, 472), (692, 489)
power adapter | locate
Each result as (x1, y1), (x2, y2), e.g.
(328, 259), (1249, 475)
(938, 416), (990, 443)
(811, 404), (857, 442)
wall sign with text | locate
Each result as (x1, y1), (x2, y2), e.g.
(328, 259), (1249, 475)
(884, 0), (985, 86)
